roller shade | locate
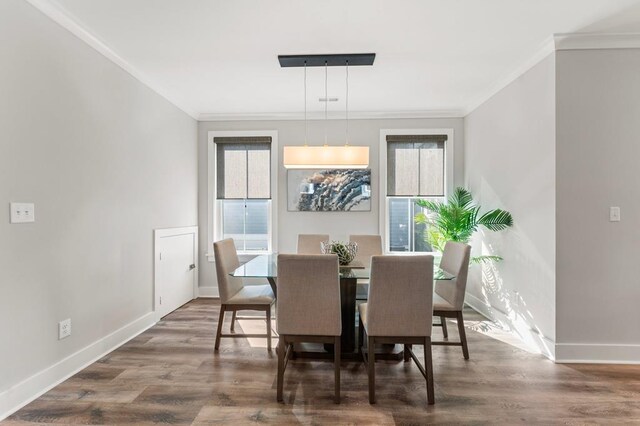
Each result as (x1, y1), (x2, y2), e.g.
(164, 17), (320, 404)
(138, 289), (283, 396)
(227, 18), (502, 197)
(386, 134), (446, 197)
(216, 136), (271, 199)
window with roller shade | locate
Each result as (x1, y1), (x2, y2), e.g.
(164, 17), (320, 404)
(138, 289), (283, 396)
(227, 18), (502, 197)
(386, 134), (447, 252)
(215, 136), (272, 253)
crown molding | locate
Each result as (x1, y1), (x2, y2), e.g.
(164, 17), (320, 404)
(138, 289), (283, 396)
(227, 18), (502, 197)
(554, 32), (640, 50)
(24, 0), (199, 120)
(463, 36), (556, 116)
(464, 32), (640, 116)
(198, 109), (465, 121)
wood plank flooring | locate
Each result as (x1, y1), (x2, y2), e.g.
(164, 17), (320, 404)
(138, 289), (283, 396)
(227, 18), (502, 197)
(6, 298), (640, 425)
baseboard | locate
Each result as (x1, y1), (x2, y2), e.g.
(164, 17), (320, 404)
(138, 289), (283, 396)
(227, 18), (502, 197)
(198, 286), (219, 298)
(555, 343), (640, 364)
(464, 292), (556, 360)
(0, 312), (156, 421)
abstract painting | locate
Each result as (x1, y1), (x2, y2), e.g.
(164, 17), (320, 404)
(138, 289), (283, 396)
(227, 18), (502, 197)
(287, 169), (372, 212)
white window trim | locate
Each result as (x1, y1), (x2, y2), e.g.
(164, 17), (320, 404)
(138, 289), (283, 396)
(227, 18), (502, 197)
(379, 128), (454, 254)
(207, 130), (278, 260)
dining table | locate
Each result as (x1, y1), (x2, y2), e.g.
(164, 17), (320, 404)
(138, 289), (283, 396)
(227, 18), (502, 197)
(231, 254), (455, 360)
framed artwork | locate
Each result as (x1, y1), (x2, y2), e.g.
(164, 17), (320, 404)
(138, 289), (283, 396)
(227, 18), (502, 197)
(287, 169), (372, 212)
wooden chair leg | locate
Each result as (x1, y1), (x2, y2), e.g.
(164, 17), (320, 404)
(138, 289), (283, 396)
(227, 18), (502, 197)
(368, 336), (376, 404)
(214, 305), (225, 351)
(358, 313), (364, 352)
(230, 310), (237, 332)
(276, 336), (286, 402)
(441, 316), (448, 338)
(424, 336), (435, 405)
(457, 311), (469, 360)
(404, 344), (412, 362)
(334, 336), (341, 404)
(266, 305), (272, 352)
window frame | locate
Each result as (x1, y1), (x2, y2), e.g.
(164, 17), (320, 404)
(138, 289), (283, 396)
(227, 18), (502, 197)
(208, 130), (278, 258)
(379, 128), (454, 254)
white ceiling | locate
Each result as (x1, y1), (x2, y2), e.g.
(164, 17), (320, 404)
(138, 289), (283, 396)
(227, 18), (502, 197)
(33, 0), (640, 119)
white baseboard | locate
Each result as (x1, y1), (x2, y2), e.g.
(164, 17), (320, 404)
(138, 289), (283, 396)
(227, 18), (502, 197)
(198, 286), (219, 298)
(0, 312), (156, 421)
(555, 343), (640, 364)
(464, 292), (556, 360)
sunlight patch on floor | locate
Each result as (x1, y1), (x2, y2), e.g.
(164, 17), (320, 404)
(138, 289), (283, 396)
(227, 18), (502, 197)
(463, 318), (539, 354)
(236, 318), (278, 348)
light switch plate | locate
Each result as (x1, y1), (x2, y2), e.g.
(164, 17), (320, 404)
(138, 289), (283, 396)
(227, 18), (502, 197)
(610, 206), (621, 222)
(10, 202), (35, 223)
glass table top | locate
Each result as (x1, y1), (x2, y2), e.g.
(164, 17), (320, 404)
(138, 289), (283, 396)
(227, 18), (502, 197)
(231, 254), (455, 280)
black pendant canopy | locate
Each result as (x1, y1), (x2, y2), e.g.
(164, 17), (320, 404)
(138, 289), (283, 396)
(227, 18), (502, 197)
(278, 53), (376, 67)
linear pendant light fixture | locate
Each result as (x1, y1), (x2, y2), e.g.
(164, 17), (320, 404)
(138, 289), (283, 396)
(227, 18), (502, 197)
(280, 53), (374, 169)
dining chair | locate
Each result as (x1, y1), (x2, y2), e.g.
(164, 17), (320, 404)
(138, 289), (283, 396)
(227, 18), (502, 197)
(213, 238), (275, 352)
(358, 255), (435, 405)
(276, 254), (342, 403)
(296, 234), (329, 254)
(432, 241), (472, 359)
(348, 235), (382, 299)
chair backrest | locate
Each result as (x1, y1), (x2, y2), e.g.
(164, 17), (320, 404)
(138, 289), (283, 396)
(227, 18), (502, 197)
(213, 239), (244, 303)
(349, 235), (382, 268)
(436, 241), (471, 310)
(276, 254), (341, 336)
(297, 234), (330, 254)
(367, 255), (434, 337)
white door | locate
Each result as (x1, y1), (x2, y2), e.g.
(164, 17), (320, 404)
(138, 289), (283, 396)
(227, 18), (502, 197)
(157, 232), (196, 318)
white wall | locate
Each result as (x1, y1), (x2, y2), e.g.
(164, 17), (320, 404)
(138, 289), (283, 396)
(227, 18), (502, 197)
(198, 118), (464, 291)
(0, 0), (197, 416)
(555, 48), (640, 362)
(464, 55), (556, 358)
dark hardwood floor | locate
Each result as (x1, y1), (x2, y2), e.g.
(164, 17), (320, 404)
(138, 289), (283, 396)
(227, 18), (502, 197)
(6, 299), (640, 425)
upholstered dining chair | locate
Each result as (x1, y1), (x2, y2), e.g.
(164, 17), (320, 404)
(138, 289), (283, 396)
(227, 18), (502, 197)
(432, 241), (472, 359)
(276, 254), (342, 403)
(348, 235), (382, 299)
(297, 234), (330, 254)
(213, 238), (275, 352)
(358, 255), (435, 405)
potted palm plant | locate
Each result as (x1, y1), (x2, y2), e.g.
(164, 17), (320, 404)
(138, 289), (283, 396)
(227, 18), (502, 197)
(414, 187), (513, 262)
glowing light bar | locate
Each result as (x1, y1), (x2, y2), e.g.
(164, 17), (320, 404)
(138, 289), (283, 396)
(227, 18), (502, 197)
(283, 145), (369, 169)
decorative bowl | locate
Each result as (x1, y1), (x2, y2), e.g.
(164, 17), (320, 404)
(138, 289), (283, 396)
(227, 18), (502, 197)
(321, 241), (358, 266)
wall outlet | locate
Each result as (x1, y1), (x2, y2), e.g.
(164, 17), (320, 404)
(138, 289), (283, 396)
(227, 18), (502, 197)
(10, 202), (35, 223)
(610, 206), (621, 222)
(58, 318), (71, 340)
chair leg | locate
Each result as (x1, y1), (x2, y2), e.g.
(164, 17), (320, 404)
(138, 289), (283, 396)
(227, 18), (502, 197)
(424, 337), (435, 405)
(441, 316), (448, 338)
(457, 311), (469, 360)
(334, 336), (341, 404)
(368, 336), (376, 404)
(230, 310), (237, 332)
(214, 305), (225, 351)
(276, 336), (286, 402)
(358, 313), (364, 353)
(404, 344), (412, 362)
(266, 305), (272, 352)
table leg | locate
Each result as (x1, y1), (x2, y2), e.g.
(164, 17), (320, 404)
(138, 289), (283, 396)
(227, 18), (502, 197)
(267, 277), (277, 297)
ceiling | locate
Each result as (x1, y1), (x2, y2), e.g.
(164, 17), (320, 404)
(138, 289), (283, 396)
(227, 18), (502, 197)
(33, 0), (640, 119)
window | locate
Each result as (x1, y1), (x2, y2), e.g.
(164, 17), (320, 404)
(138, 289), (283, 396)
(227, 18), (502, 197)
(384, 133), (448, 253)
(213, 135), (274, 254)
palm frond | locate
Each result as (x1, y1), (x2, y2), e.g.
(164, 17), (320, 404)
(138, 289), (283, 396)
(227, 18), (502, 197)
(450, 187), (474, 209)
(477, 209), (513, 231)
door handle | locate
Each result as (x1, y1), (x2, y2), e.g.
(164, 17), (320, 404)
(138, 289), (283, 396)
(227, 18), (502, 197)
(189, 264), (196, 270)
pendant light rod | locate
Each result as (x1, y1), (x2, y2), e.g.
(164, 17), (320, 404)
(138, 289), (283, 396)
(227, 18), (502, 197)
(345, 60), (349, 146)
(324, 60), (328, 146)
(304, 60), (307, 146)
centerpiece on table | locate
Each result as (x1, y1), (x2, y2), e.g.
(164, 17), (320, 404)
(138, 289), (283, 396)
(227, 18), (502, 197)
(321, 241), (358, 266)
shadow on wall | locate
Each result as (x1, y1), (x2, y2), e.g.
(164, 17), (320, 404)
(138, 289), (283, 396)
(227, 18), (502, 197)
(465, 182), (555, 359)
